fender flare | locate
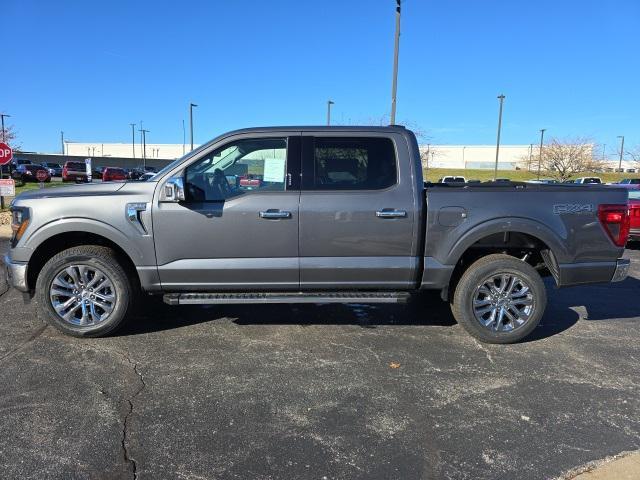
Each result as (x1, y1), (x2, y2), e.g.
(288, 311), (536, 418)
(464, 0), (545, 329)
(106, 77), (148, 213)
(444, 216), (570, 266)
(24, 217), (146, 265)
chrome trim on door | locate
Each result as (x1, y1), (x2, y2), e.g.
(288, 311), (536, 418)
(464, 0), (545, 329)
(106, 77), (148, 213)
(375, 209), (407, 218)
(259, 210), (292, 219)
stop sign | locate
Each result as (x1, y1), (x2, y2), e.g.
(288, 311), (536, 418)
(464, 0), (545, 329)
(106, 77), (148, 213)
(0, 142), (12, 166)
(36, 169), (48, 182)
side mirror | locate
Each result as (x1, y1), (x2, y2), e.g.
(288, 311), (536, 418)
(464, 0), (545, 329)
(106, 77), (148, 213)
(161, 176), (185, 202)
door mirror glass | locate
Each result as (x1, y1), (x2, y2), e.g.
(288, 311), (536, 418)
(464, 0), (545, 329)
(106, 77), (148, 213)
(161, 176), (185, 202)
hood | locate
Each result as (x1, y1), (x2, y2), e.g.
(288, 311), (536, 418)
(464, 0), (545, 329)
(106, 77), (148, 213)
(15, 182), (127, 201)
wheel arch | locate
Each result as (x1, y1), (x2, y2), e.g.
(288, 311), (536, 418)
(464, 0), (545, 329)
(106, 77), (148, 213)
(26, 230), (141, 292)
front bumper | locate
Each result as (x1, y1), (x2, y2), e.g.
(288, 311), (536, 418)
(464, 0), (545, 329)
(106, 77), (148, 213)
(3, 255), (29, 292)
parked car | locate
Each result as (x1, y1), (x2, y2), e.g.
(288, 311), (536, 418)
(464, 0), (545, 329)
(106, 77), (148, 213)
(5, 126), (631, 344)
(41, 162), (63, 177)
(126, 168), (145, 180)
(62, 161), (90, 182)
(629, 190), (640, 242)
(92, 166), (106, 178)
(138, 172), (155, 181)
(527, 179), (559, 184)
(574, 177), (602, 184)
(11, 159), (33, 169)
(11, 164), (51, 183)
(618, 179), (640, 185)
(438, 176), (466, 184)
(102, 167), (128, 182)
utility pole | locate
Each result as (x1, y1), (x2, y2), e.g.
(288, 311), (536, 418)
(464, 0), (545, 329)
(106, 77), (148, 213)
(326, 100), (334, 126)
(617, 136), (625, 174)
(190, 103), (198, 151)
(139, 120), (144, 165)
(528, 144), (533, 171)
(390, 0), (401, 125)
(140, 129), (150, 169)
(0, 113), (9, 207)
(130, 123), (136, 158)
(493, 94), (505, 181)
(60, 131), (65, 155)
(182, 119), (186, 155)
(537, 129), (546, 180)
(602, 144), (606, 161)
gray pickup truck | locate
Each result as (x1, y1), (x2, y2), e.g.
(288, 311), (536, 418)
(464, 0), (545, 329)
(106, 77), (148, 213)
(4, 126), (632, 343)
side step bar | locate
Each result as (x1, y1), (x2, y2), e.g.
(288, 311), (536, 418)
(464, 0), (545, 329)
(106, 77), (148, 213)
(163, 291), (411, 305)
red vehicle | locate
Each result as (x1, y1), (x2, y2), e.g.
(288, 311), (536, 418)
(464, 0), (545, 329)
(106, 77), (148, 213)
(62, 161), (89, 182)
(102, 167), (128, 182)
(629, 190), (640, 242)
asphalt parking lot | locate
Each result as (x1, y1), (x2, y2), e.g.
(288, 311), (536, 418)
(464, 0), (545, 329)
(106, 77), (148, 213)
(1, 234), (639, 480)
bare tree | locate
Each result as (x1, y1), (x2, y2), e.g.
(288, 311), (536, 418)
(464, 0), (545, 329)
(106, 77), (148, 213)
(0, 124), (20, 149)
(629, 145), (640, 165)
(538, 138), (602, 181)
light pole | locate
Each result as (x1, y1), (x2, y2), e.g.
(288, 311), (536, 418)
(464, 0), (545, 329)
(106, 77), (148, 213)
(390, 0), (401, 125)
(462, 146), (466, 167)
(537, 129), (546, 180)
(190, 103), (198, 151)
(528, 144), (533, 171)
(0, 113), (10, 206)
(182, 119), (186, 155)
(60, 131), (65, 155)
(140, 129), (150, 169)
(130, 123), (136, 158)
(617, 135), (625, 174)
(493, 94), (505, 181)
(326, 100), (334, 126)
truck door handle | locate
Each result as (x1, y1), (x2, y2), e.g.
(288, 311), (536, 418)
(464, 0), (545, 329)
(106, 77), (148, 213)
(376, 209), (407, 218)
(259, 210), (292, 219)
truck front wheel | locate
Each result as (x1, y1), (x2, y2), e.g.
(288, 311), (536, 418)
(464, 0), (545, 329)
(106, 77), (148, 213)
(451, 254), (546, 344)
(35, 246), (133, 338)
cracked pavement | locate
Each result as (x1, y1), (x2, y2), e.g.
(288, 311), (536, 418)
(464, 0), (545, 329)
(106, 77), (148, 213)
(1, 236), (639, 479)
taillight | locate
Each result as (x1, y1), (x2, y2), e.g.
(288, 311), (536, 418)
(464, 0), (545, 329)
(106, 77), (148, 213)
(598, 204), (630, 247)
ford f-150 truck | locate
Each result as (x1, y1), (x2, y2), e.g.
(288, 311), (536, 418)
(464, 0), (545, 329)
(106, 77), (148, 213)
(4, 126), (632, 343)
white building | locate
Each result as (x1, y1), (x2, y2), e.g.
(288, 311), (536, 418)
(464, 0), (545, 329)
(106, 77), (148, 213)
(419, 145), (535, 170)
(64, 142), (200, 160)
(62, 141), (636, 172)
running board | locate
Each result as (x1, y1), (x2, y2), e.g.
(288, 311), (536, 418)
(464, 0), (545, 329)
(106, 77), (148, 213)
(163, 291), (411, 305)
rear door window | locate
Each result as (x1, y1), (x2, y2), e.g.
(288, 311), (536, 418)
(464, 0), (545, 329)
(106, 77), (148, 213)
(303, 137), (397, 190)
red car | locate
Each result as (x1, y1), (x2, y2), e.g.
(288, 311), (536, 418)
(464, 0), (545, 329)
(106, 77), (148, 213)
(629, 190), (640, 242)
(102, 167), (128, 182)
(62, 161), (90, 182)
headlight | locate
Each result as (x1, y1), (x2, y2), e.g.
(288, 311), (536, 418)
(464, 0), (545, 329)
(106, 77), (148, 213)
(11, 207), (30, 245)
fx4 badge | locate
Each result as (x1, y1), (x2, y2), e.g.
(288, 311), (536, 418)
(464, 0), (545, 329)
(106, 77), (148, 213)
(553, 204), (594, 215)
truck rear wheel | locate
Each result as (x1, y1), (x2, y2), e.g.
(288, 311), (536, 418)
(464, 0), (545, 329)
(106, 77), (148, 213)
(451, 254), (546, 344)
(35, 245), (133, 338)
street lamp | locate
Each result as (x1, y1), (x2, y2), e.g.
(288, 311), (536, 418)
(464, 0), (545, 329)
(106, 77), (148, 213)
(537, 129), (546, 180)
(139, 128), (150, 169)
(130, 123), (136, 158)
(617, 135), (625, 174)
(326, 100), (334, 126)
(494, 94), (505, 181)
(190, 103), (198, 151)
(462, 146), (466, 167)
(390, 0), (401, 125)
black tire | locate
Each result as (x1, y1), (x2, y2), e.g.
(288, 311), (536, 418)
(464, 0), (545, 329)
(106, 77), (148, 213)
(35, 245), (133, 338)
(451, 254), (546, 344)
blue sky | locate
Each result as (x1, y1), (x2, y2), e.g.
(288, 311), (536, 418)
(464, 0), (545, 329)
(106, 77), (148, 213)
(3, 0), (639, 157)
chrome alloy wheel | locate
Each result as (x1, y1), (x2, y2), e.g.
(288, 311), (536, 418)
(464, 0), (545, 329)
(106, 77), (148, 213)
(49, 265), (117, 326)
(472, 273), (534, 333)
